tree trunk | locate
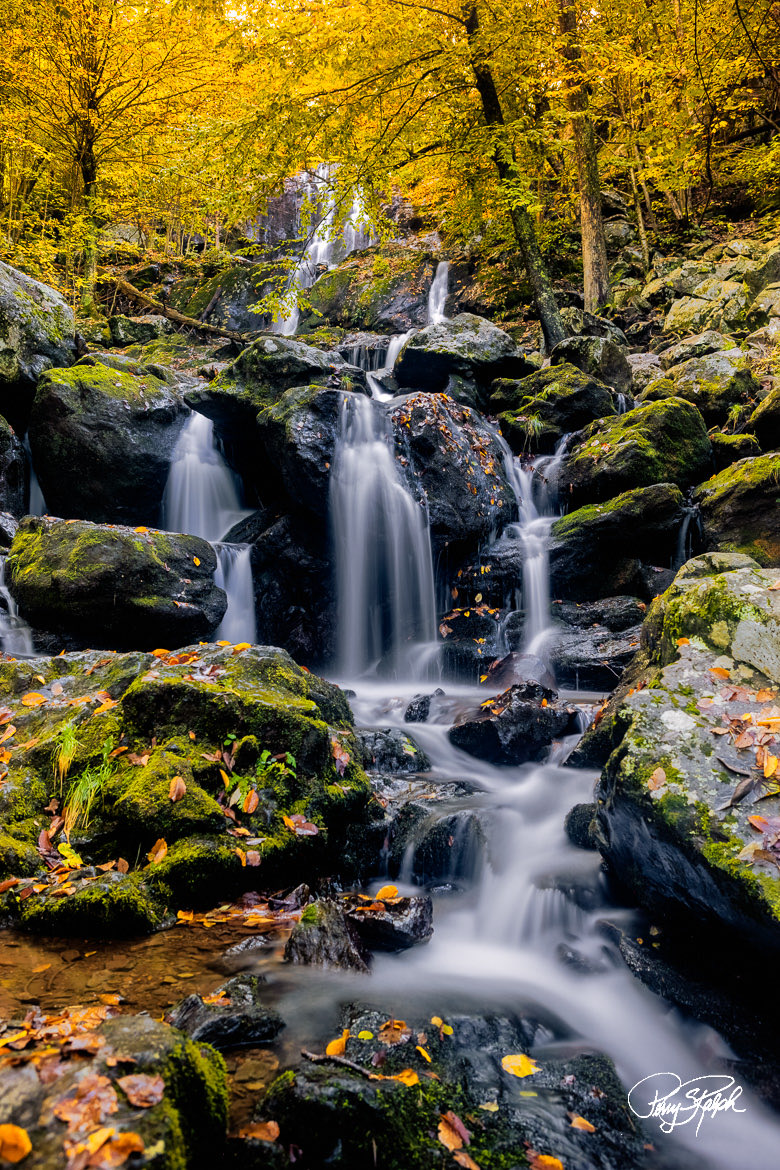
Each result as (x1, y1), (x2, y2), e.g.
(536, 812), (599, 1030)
(557, 0), (610, 313)
(104, 276), (247, 342)
(463, 4), (565, 351)
(630, 167), (650, 273)
(79, 140), (100, 317)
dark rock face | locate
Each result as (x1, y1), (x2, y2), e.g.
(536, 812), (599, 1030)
(551, 622), (642, 690)
(169, 261), (278, 334)
(550, 334), (632, 393)
(559, 397), (712, 507)
(0, 260), (77, 429)
(549, 482), (685, 601)
(448, 681), (575, 765)
(494, 363), (618, 455)
(302, 244), (436, 333)
(565, 802), (598, 850)
(693, 453), (780, 566)
(395, 313), (533, 393)
(0, 416), (25, 517)
(391, 392), (515, 551)
(6, 516), (225, 648)
(555, 595), (647, 632)
(404, 689), (445, 723)
(0, 510), (18, 546)
(28, 362), (188, 526)
(255, 384), (345, 516)
(167, 974), (285, 1047)
(344, 893), (433, 950)
(357, 728), (430, 773)
(748, 383), (780, 450)
(710, 430), (762, 470)
(284, 900), (371, 972)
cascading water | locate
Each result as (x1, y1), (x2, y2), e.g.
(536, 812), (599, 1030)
(0, 555), (33, 656)
(23, 436), (46, 516)
(427, 260), (449, 324)
(163, 412), (256, 642)
(330, 393), (437, 677)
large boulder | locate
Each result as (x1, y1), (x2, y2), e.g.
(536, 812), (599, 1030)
(0, 261), (77, 429)
(747, 383), (780, 450)
(558, 307), (628, 345)
(549, 483), (685, 600)
(642, 348), (760, 425)
(6, 516), (226, 648)
(493, 363), (618, 455)
(390, 391), (516, 549)
(550, 335), (632, 393)
(641, 259), (714, 306)
(0, 414), (25, 516)
(302, 245), (437, 334)
(658, 329), (732, 370)
(395, 313), (532, 393)
(448, 681), (575, 764)
(594, 554), (780, 962)
(693, 454), (780, 565)
(168, 260), (278, 334)
(744, 246), (780, 299)
(28, 361), (188, 525)
(0, 643), (374, 933)
(746, 282), (780, 330)
(255, 384), (345, 517)
(710, 430), (762, 470)
(559, 397), (712, 507)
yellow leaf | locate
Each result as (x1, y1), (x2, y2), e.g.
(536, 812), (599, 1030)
(441, 1024), (453, 1035)
(325, 1029), (349, 1056)
(232, 642), (251, 653)
(479, 1102), (499, 1112)
(570, 1114), (596, 1132)
(375, 884), (399, 900)
(177, 910), (194, 922)
(193, 556), (200, 566)
(390, 1068), (420, 1086)
(0, 726), (16, 745)
(501, 1053), (540, 1078)
(20, 693), (46, 707)
(134, 526), (149, 533)
(147, 838), (168, 865)
(431, 1015), (443, 1027)
(765, 754), (779, 779)
(219, 769), (231, 788)
(93, 699), (118, 715)
(0, 1124), (32, 1163)
(416, 1045), (431, 1062)
(357, 1030), (374, 1040)
(216, 640), (231, 646)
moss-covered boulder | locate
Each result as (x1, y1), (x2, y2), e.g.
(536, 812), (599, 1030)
(493, 363), (618, 455)
(550, 334), (632, 393)
(658, 328), (732, 370)
(6, 516), (226, 649)
(28, 362), (188, 525)
(559, 397), (712, 507)
(710, 429), (762, 470)
(108, 313), (174, 346)
(168, 260), (278, 334)
(395, 313), (533, 395)
(549, 483), (685, 600)
(0, 644), (374, 934)
(747, 383), (780, 450)
(301, 244), (435, 333)
(693, 454), (780, 565)
(390, 392), (515, 550)
(594, 553), (780, 960)
(0, 413), (25, 516)
(0, 260), (77, 429)
(643, 348), (759, 425)
(0, 1012), (228, 1170)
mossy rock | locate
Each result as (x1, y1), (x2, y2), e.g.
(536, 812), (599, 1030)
(494, 363), (618, 455)
(643, 348), (760, 426)
(254, 383), (347, 517)
(28, 361), (188, 525)
(693, 453), (780, 565)
(0, 644), (375, 934)
(710, 429), (762, 470)
(302, 244), (435, 334)
(6, 516), (226, 649)
(560, 397), (712, 507)
(747, 382), (780, 451)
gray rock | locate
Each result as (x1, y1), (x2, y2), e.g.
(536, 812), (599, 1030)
(0, 510), (18, 546)
(646, 348), (759, 425)
(167, 974), (284, 1047)
(108, 313), (174, 346)
(344, 893), (433, 950)
(395, 313), (533, 392)
(550, 335), (632, 393)
(658, 329), (733, 370)
(357, 728), (430, 773)
(693, 453), (780, 563)
(284, 900), (370, 972)
(559, 307), (628, 345)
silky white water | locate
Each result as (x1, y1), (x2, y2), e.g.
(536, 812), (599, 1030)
(0, 554), (33, 656)
(428, 260), (450, 324)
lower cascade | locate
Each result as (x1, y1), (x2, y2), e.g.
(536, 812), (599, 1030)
(0, 553), (33, 656)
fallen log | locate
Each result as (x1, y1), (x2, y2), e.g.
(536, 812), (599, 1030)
(100, 275), (248, 343)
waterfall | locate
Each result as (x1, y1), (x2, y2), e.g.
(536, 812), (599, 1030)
(366, 330), (413, 401)
(23, 437), (46, 516)
(162, 412), (256, 642)
(427, 261), (450, 324)
(0, 555), (33, 656)
(330, 393), (437, 678)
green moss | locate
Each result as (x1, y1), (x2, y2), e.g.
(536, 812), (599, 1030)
(39, 362), (167, 404)
(19, 873), (164, 936)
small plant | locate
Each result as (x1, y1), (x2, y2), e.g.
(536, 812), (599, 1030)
(62, 738), (115, 840)
(53, 721), (79, 792)
(256, 750), (296, 786)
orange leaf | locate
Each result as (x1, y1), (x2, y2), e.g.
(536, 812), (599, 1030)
(193, 557), (200, 566)
(0, 725), (16, 745)
(93, 699), (118, 716)
(528, 1156), (564, 1170)
(232, 642), (251, 653)
(168, 776), (187, 802)
(453, 1153), (481, 1170)
(93, 1131), (144, 1166)
(0, 1124), (32, 1163)
(647, 767), (666, 790)
(416, 1045), (431, 1062)
(239, 1121), (279, 1143)
(20, 693), (46, 707)
(151, 649), (169, 658)
(501, 1053), (539, 1078)
(709, 667), (731, 679)
(375, 884), (399, 900)
(764, 754), (778, 779)
(242, 789), (259, 815)
(325, 1029), (349, 1056)
(117, 858), (129, 874)
(748, 815), (769, 832)
(676, 637), (690, 646)
(134, 527), (148, 533)
(438, 1116), (463, 1152)
(117, 1074), (164, 1108)
(389, 1068), (419, 1086)
(146, 839), (167, 865)
(569, 1114), (596, 1132)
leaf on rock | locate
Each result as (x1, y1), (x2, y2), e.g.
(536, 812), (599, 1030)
(325, 1029), (349, 1056)
(453, 1153), (481, 1170)
(117, 858), (129, 874)
(0, 1124), (32, 1163)
(21, 693), (46, 707)
(501, 1053), (540, 1078)
(90, 1131), (145, 1167)
(146, 839), (167, 865)
(569, 1113), (596, 1132)
(388, 1068), (419, 1086)
(764, 754), (778, 779)
(168, 777), (187, 802)
(527, 1154), (564, 1170)
(242, 789), (259, 815)
(0, 725), (16, 745)
(117, 1074), (164, 1108)
(438, 1113), (464, 1152)
(375, 884), (399, 900)
(53, 1073), (119, 1131)
(238, 1121), (279, 1142)
(647, 768), (666, 791)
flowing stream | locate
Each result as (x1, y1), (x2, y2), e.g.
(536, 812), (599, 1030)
(0, 554), (33, 656)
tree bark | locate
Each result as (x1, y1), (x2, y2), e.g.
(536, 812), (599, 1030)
(463, 4), (565, 351)
(557, 0), (610, 312)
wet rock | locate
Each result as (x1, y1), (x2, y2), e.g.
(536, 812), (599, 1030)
(168, 973), (284, 1047)
(693, 453), (780, 565)
(6, 516), (225, 649)
(303, 244), (436, 333)
(108, 313), (174, 346)
(0, 510), (18, 547)
(284, 899), (370, 972)
(357, 728), (430, 773)
(494, 363), (618, 455)
(555, 595), (647, 632)
(449, 681), (574, 765)
(0, 1013), (228, 1169)
(0, 260), (77, 430)
(550, 334), (632, 393)
(343, 892), (433, 949)
(403, 689), (445, 723)
(255, 384), (346, 517)
(747, 382), (780, 450)
(388, 801), (485, 886)
(644, 348), (759, 426)
(395, 313), (532, 394)
(28, 362), (188, 525)
(549, 482), (685, 601)
(559, 397), (712, 507)
(565, 802), (598, 850)
(480, 651), (556, 691)
(390, 392), (515, 550)
(746, 281), (780, 331)
(596, 553), (780, 961)
(658, 328), (733, 369)
(551, 623), (642, 690)
(0, 416), (25, 517)
(710, 430), (762, 469)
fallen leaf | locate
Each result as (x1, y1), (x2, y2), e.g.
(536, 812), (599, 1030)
(0, 725), (16, 745)
(501, 1053), (540, 1078)
(91, 1131), (145, 1166)
(0, 878), (19, 894)
(388, 1068), (419, 1086)
(438, 1114), (464, 1152)
(709, 667), (731, 679)
(375, 884), (399, 900)
(527, 1155), (564, 1170)
(238, 1121), (279, 1142)
(168, 776), (186, 802)
(325, 1029), (349, 1056)
(647, 767), (666, 791)
(117, 858), (129, 874)
(676, 637), (690, 646)
(117, 1074), (164, 1108)
(193, 556), (200, 566)
(20, 693), (46, 707)
(416, 1045), (431, 1062)
(0, 1124), (32, 1163)
(765, 754), (778, 779)
(242, 789), (259, 815)
(134, 527), (148, 534)
(232, 642), (251, 653)
(569, 1113), (596, 1132)
(453, 1153), (481, 1170)
(146, 839), (167, 865)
